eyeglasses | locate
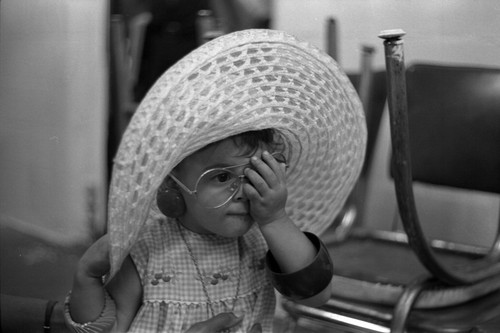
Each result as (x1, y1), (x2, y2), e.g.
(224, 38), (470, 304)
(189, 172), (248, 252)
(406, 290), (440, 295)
(169, 152), (287, 209)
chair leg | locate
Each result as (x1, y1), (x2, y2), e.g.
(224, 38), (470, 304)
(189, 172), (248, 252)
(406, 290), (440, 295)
(391, 276), (435, 333)
(279, 301), (300, 333)
(379, 29), (500, 286)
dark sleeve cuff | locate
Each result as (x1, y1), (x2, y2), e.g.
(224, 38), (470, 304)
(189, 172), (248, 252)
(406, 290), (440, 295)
(266, 232), (333, 300)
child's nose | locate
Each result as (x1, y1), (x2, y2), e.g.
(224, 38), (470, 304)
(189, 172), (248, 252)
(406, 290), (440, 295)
(233, 177), (248, 201)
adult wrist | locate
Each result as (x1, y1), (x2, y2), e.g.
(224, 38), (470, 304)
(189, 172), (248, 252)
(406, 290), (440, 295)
(64, 290), (116, 333)
(50, 302), (68, 333)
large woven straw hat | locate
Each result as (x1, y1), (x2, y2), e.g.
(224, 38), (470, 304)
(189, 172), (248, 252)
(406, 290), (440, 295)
(108, 29), (366, 277)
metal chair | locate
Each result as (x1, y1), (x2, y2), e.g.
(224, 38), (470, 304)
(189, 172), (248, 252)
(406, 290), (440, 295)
(283, 30), (500, 333)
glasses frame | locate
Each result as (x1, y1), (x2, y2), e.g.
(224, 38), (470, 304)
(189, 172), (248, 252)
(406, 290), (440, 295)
(168, 152), (287, 209)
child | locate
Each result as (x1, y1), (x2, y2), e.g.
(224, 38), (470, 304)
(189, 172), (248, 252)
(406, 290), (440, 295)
(64, 29), (367, 332)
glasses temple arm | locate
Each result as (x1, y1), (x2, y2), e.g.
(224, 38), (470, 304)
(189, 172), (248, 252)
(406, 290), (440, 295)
(168, 174), (196, 195)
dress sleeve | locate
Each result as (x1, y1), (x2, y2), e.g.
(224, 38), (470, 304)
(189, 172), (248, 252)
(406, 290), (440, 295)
(265, 232), (333, 301)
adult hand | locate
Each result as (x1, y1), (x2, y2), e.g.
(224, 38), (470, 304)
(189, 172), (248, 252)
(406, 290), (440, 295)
(185, 313), (262, 333)
(70, 234), (112, 324)
(77, 234), (111, 278)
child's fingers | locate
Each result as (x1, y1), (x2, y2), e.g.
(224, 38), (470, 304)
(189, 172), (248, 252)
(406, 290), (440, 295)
(249, 154), (281, 188)
(262, 151), (286, 178)
(243, 182), (263, 201)
(244, 168), (268, 196)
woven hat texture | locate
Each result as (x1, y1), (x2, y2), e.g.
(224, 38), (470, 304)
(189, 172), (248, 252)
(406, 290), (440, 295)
(108, 29), (367, 277)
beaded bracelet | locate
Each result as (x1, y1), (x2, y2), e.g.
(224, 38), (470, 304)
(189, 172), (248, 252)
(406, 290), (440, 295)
(63, 290), (116, 333)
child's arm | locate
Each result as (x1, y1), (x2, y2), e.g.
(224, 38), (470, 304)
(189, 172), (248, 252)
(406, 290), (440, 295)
(67, 235), (142, 332)
(259, 217), (332, 306)
(244, 151), (333, 306)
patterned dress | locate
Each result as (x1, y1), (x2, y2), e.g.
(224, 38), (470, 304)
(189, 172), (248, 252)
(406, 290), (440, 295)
(128, 218), (276, 332)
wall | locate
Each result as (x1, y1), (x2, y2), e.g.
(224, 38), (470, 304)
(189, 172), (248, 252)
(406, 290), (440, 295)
(0, 0), (108, 299)
(273, 0), (500, 247)
(273, 0), (500, 71)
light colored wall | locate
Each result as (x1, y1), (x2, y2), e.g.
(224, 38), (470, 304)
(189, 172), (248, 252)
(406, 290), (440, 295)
(273, 0), (500, 247)
(0, 0), (108, 247)
(273, 0), (500, 71)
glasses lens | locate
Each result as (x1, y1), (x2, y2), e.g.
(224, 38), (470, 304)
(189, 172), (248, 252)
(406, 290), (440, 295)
(272, 152), (287, 164)
(196, 169), (242, 208)
(194, 153), (286, 208)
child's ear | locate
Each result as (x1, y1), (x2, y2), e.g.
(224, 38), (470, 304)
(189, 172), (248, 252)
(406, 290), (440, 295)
(156, 177), (186, 218)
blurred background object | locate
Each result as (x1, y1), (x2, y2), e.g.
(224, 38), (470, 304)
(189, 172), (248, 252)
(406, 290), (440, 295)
(274, 0), (500, 249)
(110, 0), (272, 103)
(107, 0), (273, 174)
(0, 0), (108, 301)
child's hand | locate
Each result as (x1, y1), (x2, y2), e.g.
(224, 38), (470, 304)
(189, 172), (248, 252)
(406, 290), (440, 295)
(77, 234), (111, 280)
(243, 151), (288, 226)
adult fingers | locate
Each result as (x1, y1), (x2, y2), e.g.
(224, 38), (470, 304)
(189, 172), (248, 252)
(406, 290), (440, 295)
(185, 313), (243, 333)
(79, 234), (111, 278)
(248, 323), (262, 333)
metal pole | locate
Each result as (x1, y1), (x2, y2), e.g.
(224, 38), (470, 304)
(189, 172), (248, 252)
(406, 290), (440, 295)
(379, 29), (463, 285)
(326, 17), (338, 62)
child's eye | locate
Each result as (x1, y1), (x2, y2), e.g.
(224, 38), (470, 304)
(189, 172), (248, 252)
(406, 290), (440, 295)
(214, 171), (232, 183)
(200, 169), (238, 188)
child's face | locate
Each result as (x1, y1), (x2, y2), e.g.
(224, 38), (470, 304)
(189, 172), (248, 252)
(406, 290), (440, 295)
(173, 138), (266, 238)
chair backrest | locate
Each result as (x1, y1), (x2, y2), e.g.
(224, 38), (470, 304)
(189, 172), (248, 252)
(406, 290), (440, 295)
(405, 63), (500, 194)
(385, 61), (500, 285)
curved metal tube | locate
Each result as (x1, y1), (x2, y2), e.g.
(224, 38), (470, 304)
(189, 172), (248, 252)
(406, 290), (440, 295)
(379, 29), (500, 285)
